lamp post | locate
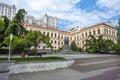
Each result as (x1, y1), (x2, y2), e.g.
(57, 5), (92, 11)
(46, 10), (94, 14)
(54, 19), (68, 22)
(8, 34), (13, 61)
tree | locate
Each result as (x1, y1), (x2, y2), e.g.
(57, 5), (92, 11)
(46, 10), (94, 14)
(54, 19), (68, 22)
(0, 20), (4, 47)
(3, 35), (19, 51)
(71, 41), (77, 51)
(84, 35), (97, 52)
(2, 16), (10, 30)
(104, 39), (114, 50)
(25, 30), (52, 49)
(116, 18), (120, 44)
(84, 35), (115, 53)
(5, 9), (28, 38)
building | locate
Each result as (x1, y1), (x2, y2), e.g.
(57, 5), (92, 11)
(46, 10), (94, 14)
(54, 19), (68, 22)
(24, 15), (41, 25)
(41, 14), (57, 29)
(24, 14), (57, 29)
(0, 2), (16, 20)
(24, 22), (117, 50)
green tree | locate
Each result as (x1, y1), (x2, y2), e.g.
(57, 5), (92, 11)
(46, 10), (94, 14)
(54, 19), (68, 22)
(5, 9), (28, 38)
(84, 35), (115, 53)
(104, 39), (114, 50)
(71, 41), (77, 51)
(116, 18), (120, 44)
(0, 20), (4, 47)
(2, 16), (10, 30)
(25, 31), (52, 49)
(3, 35), (19, 51)
(84, 35), (97, 52)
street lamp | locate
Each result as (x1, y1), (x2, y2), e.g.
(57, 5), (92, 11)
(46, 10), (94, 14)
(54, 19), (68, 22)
(8, 34), (13, 61)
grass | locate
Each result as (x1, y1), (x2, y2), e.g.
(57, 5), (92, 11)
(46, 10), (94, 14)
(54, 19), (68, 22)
(0, 56), (66, 62)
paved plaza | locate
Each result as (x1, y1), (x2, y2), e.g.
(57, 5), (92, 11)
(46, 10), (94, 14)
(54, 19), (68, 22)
(0, 54), (120, 80)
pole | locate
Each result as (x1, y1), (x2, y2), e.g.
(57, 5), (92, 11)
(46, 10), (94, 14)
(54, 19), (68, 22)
(8, 34), (13, 61)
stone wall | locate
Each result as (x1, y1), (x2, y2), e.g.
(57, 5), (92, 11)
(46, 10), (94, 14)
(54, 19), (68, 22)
(8, 60), (74, 74)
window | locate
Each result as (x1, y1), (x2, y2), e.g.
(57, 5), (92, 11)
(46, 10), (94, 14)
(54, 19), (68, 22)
(38, 46), (40, 48)
(58, 41), (60, 45)
(47, 32), (49, 36)
(93, 30), (95, 35)
(51, 33), (53, 37)
(58, 35), (60, 39)
(89, 31), (91, 35)
(86, 33), (87, 37)
(98, 29), (100, 34)
(106, 29), (108, 34)
(109, 30), (111, 35)
(68, 37), (69, 40)
(82, 33), (84, 38)
(61, 36), (63, 39)
(55, 41), (56, 44)
(43, 32), (45, 34)
(74, 37), (76, 40)
(55, 33), (56, 38)
(61, 42), (63, 45)
(104, 28), (106, 34)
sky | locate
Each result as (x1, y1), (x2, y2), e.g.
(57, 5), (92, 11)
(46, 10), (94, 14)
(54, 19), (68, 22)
(0, 0), (120, 30)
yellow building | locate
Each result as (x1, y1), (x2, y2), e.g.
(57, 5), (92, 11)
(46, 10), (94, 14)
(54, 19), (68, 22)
(24, 22), (117, 50)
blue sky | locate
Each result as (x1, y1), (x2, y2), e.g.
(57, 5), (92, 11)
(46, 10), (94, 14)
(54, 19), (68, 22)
(0, 0), (120, 30)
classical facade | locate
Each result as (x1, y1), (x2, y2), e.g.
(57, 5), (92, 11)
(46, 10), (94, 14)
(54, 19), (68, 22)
(0, 2), (16, 20)
(24, 22), (117, 50)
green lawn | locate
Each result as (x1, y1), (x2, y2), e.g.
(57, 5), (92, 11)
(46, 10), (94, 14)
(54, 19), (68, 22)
(0, 56), (66, 62)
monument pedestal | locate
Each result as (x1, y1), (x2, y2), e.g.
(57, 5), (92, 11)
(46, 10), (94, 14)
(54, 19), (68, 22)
(62, 45), (72, 54)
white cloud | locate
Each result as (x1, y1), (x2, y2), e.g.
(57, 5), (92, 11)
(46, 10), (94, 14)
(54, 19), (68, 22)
(0, 0), (119, 30)
(97, 0), (120, 11)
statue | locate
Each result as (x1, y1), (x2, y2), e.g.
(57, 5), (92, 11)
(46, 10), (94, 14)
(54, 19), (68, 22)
(64, 37), (69, 45)
(62, 37), (71, 53)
